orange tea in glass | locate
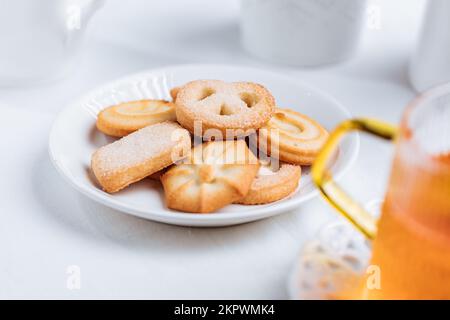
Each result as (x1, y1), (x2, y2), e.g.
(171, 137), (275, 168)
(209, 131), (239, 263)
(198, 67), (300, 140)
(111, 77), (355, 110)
(312, 84), (450, 299)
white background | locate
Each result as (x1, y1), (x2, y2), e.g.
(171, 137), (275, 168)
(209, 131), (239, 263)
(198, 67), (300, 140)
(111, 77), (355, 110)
(0, 0), (427, 299)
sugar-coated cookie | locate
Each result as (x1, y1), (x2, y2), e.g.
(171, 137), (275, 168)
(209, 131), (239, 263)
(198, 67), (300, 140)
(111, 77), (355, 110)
(92, 121), (191, 193)
(236, 161), (301, 205)
(161, 140), (260, 213)
(175, 80), (275, 139)
(258, 108), (329, 165)
(96, 100), (176, 137)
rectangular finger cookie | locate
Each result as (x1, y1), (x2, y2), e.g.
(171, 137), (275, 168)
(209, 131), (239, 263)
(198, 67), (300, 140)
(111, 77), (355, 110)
(92, 121), (191, 193)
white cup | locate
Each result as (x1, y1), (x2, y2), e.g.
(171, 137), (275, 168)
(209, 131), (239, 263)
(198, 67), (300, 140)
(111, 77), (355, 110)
(409, 0), (450, 92)
(240, 0), (368, 67)
(0, 0), (104, 86)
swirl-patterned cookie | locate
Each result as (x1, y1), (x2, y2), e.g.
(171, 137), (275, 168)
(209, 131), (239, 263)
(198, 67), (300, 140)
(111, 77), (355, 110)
(258, 108), (329, 165)
(236, 161), (301, 205)
(96, 100), (176, 137)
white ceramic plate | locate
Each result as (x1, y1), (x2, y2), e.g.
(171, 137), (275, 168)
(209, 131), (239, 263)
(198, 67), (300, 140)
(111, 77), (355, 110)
(49, 64), (358, 227)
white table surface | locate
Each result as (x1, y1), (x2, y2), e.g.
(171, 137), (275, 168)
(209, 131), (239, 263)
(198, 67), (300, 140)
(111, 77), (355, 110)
(0, 0), (426, 299)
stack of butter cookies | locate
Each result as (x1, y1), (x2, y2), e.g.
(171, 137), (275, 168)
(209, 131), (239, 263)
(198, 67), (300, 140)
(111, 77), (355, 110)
(91, 80), (329, 213)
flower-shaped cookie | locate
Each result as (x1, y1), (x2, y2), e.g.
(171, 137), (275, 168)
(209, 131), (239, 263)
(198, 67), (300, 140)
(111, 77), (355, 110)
(258, 108), (329, 165)
(96, 100), (176, 137)
(161, 140), (260, 213)
(175, 80), (275, 139)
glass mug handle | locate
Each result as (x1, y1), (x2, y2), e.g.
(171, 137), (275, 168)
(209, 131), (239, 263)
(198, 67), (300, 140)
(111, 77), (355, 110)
(312, 118), (398, 240)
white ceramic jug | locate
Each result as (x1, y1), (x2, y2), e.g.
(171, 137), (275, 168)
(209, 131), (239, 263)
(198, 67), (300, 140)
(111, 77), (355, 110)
(410, 0), (450, 92)
(0, 0), (104, 86)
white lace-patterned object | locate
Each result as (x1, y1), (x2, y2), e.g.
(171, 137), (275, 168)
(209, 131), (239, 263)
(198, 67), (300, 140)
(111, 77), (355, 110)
(288, 222), (371, 300)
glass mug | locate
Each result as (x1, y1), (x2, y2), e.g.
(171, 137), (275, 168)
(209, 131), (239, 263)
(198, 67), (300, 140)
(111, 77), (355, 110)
(312, 84), (450, 299)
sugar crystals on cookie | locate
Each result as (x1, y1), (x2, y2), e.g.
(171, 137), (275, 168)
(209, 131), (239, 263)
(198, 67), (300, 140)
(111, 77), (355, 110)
(92, 121), (191, 193)
(258, 108), (329, 165)
(161, 140), (260, 213)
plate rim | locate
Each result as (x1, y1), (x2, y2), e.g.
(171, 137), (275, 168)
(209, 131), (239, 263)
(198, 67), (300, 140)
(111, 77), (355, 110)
(48, 63), (360, 225)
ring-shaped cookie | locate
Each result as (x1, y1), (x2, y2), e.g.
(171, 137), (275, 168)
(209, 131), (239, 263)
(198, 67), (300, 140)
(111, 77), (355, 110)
(236, 161), (301, 205)
(96, 99), (176, 137)
(175, 80), (275, 139)
(258, 108), (329, 165)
